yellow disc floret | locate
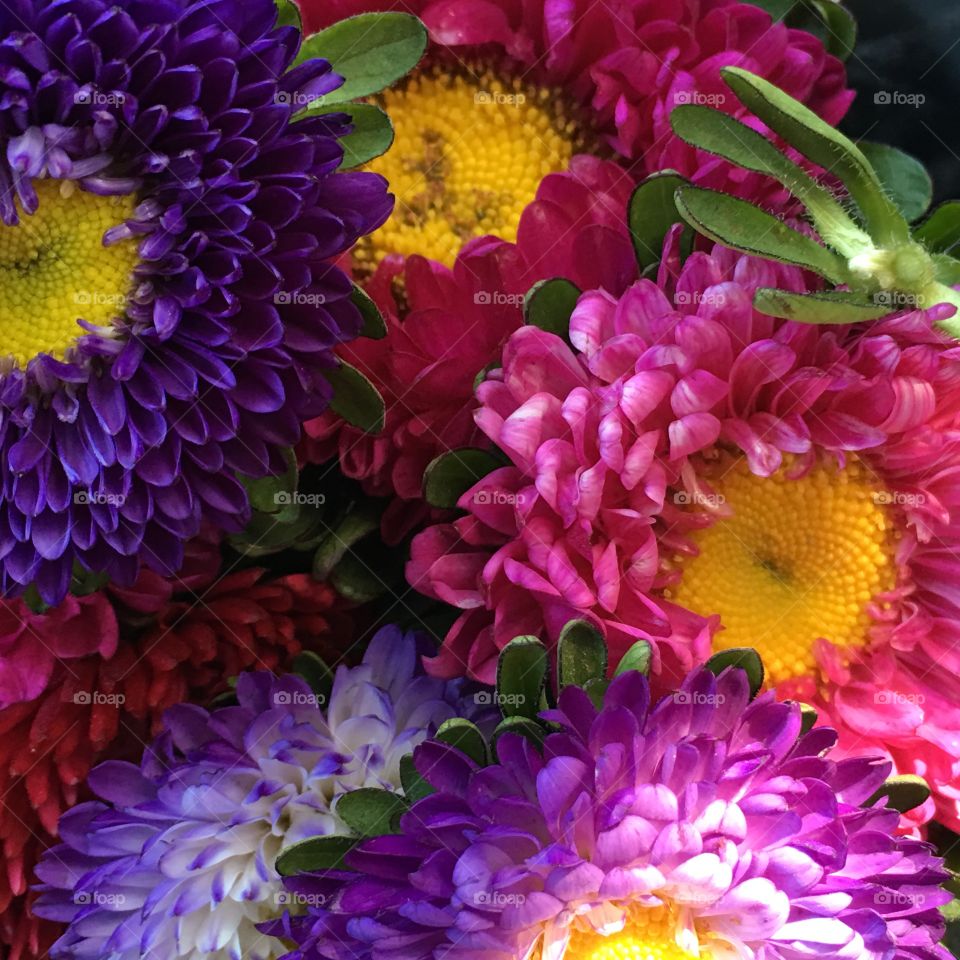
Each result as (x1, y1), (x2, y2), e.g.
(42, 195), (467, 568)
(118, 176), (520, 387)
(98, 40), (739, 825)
(565, 906), (703, 960)
(0, 179), (139, 368)
(356, 64), (592, 269)
(669, 456), (899, 685)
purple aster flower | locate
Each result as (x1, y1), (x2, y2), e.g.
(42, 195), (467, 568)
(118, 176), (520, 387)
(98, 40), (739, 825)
(33, 625), (485, 960)
(272, 667), (952, 960)
(0, 0), (392, 603)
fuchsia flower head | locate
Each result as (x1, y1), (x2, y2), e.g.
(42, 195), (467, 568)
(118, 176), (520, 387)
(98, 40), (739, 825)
(409, 229), (960, 830)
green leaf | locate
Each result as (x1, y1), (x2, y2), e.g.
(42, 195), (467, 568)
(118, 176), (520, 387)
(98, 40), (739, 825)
(275, 0), (302, 31)
(614, 640), (652, 677)
(327, 359), (385, 434)
(669, 106), (869, 257)
(435, 718), (489, 766)
(523, 278), (581, 339)
(674, 185), (849, 282)
(799, 703), (818, 735)
(292, 650), (334, 702)
(753, 288), (893, 324)
(306, 103), (394, 168)
(858, 142), (933, 223)
(866, 774), (931, 814)
(312, 502), (380, 580)
(556, 619), (607, 690)
(496, 636), (548, 720)
(628, 172), (689, 270)
(492, 715), (546, 758)
(351, 283), (386, 339)
(720, 67), (908, 245)
(933, 254), (960, 286)
(296, 13), (428, 101)
(399, 754), (434, 802)
(422, 448), (504, 509)
(276, 835), (358, 876)
(583, 677), (610, 709)
(330, 551), (389, 603)
(915, 201), (960, 255)
(788, 1), (856, 61)
(241, 447), (298, 515)
(335, 788), (408, 836)
(704, 648), (764, 699)
(747, 0), (798, 19)
(226, 505), (326, 558)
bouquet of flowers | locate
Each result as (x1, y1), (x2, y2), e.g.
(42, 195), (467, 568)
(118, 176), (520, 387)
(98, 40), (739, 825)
(2, 0), (960, 957)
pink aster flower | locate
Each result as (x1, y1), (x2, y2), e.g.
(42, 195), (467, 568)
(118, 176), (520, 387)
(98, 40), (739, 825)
(299, 0), (852, 202)
(301, 157), (636, 542)
(408, 230), (960, 830)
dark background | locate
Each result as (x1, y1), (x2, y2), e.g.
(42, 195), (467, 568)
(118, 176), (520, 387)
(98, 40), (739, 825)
(844, 0), (960, 205)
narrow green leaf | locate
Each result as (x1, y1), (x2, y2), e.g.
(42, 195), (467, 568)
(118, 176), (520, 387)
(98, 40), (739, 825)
(753, 288), (892, 324)
(330, 551), (388, 603)
(492, 715), (546, 758)
(307, 103), (395, 168)
(276, 835), (358, 876)
(915, 201), (960, 255)
(721, 67), (909, 245)
(296, 13), (428, 101)
(275, 0), (302, 31)
(669, 105), (869, 257)
(312, 503), (380, 580)
(674, 185), (849, 282)
(799, 703), (818, 735)
(858, 142), (933, 223)
(496, 636), (548, 720)
(399, 754), (434, 802)
(557, 619), (607, 690)
(351, 283), (386, 339)
(788, 1), (856, 61)
(628, 172), (689, 270)
(583, 678), (609, 709)
(435, 718), (489, 766)
(704, 648), (764, 699)
(866, 774), (931, 814)
(327, 359), (385, 434)
(422, 448), (504, 509)
(523, 278), (581, 339)
(335, 788), (408, 836)
(614, 640), (652, 677)
(747, 0), (799, 19)
(241, 448), (298, 515)
(292, 650), (334, 702)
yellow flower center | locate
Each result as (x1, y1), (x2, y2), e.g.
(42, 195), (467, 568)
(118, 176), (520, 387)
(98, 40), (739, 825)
(356, 63), (592, 269)
(565, 907), (703, 960)
(0, 179), (139, 368)
(669, 456), (899, 686)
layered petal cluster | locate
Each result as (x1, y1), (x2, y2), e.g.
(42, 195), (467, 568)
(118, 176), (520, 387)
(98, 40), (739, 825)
(274, 668), (951, 960)
(0, 0), (392, 603)
(407, 233), (960, 831)
(0, 538), (346, 960)
(34, 627), (485, 960)
(300, 0), (852, 194)
(302, 157), (636, 541)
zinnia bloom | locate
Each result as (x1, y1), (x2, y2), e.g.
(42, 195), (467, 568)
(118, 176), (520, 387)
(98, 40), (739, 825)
(272, 667), (952, 960)
(0, 536), (346, 960)
(298, 0), (851, 269)
(408, 231), (960, 831)
(0, 0), (391, 603)
(302, 157), (637, 541)
(34, 626), (486, 960)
